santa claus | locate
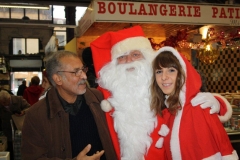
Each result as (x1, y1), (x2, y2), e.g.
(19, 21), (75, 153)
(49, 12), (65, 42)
(90, 25), (232, 160)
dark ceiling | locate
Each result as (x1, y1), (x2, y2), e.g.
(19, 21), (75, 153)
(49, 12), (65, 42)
(0, 0), (237, 7)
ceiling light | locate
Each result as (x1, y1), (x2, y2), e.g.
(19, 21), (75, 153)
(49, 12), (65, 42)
(0, 3), (50, 10)
(199, 26), (210, 40)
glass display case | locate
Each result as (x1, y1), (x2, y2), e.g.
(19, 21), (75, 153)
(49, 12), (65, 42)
(223, 94), (240, 156)
(224, 111), (240, 132)
(224, 94), (240, 131)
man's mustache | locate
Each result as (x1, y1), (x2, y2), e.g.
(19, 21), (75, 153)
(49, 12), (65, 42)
(78, 79), (87, 85)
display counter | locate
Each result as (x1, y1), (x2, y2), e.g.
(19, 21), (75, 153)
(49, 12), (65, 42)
(224, 107), (240, 156)
(227, 132), (240, 156)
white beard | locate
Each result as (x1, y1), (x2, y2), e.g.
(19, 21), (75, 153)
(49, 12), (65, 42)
(98, 53), (157, 160)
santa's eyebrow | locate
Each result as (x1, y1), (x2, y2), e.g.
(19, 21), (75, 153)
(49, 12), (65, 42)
(117, 52), (129, 58)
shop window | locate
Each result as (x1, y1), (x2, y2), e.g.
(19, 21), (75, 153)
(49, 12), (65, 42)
(54, 27), (66, 47)
(11, 8), (24, 19)
(25, 9), (38, 20)
(53, 5), (66, 24)
(39, 6), (52, 20)
(0, 8), (10, 18)
(13, 38), (39, 55)
(76, 6), (87, 25)
(27, 39), (39, 54)
(13, 38), (25, 55)
(0, 6), (53, 21)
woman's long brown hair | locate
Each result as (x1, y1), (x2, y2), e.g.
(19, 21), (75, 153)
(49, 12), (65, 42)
(150, 51), (185, 115)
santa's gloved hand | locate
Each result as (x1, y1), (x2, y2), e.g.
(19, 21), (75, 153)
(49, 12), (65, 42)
(191, 92), (220, 114)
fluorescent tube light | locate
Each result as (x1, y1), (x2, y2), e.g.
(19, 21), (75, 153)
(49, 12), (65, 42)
(0, 4), (50, 10)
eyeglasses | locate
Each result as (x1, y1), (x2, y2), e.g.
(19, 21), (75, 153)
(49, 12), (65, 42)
(57, 67), (88, 77)
(117, 50), (144, 64)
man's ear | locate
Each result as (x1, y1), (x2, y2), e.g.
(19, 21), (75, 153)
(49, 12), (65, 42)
(52, 74), (62, 85)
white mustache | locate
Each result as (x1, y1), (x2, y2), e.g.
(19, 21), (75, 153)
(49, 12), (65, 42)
(78, 79), (87, 85)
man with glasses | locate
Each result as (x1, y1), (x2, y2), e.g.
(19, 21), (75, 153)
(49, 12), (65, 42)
(90, 25), (232, 160)
(21, 50), (117, 160)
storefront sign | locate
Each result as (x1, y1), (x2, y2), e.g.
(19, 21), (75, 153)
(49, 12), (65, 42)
(77, 0), (240, 37)
(94, 1), (240, 26)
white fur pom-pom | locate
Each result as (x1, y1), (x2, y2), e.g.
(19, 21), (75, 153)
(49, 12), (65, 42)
(155, 137), (164, 148)
(158, 124), (169, 137)
(100, 100), (113, 112)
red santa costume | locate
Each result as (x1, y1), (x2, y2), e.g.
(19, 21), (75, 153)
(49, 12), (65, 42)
(157, 47), (238, 160)
(90, 26), (232, 160)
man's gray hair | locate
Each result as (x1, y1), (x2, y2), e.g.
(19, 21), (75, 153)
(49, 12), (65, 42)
(45, 50), (79, 87)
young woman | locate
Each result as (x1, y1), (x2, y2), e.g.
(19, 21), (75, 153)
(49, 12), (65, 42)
(150, 46), (238, 160)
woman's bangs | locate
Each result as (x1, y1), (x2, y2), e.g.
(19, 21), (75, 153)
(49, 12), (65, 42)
(156, 53), (176, 69)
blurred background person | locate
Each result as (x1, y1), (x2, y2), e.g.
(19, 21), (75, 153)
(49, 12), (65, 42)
(17, 80), (27, 96)
(82, 47), (98, 88)
(23, 76), (44, 106)
(0, 90), (30, 160)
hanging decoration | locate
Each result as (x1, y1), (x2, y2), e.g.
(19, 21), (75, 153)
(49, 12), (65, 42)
(148, 27), (240, 51)
(148, 29), (188, 50)
(148, 27), (240, 64)
(148, 38), (161, 50)
(195, 27), (240, 64)
(196, 45), (220, 64)
(195, 28), (219, 64)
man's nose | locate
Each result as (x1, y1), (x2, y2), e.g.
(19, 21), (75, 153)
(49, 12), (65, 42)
(81, 71), (87, 79)
(126, 55), (133, 63)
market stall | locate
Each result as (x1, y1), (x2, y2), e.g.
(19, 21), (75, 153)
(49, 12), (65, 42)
(76, 0), (240, 59)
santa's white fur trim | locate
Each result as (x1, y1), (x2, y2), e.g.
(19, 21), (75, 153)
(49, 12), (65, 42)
(111, 37), (152, 60)
(202, 152), (221, 160)
(155, 137), (164, 148)
(222, 150), (239, 160)
(212, 93), (233, 123)
(202, 150), (238, 160)
(158, 124), (169, 137)
(100, 99), (112, 112)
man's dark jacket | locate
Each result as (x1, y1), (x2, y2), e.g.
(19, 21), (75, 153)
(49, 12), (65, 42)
(21, 87), (117, 160)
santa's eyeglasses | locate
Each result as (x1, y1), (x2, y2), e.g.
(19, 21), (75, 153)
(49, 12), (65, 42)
(117, 50), (144, 64)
